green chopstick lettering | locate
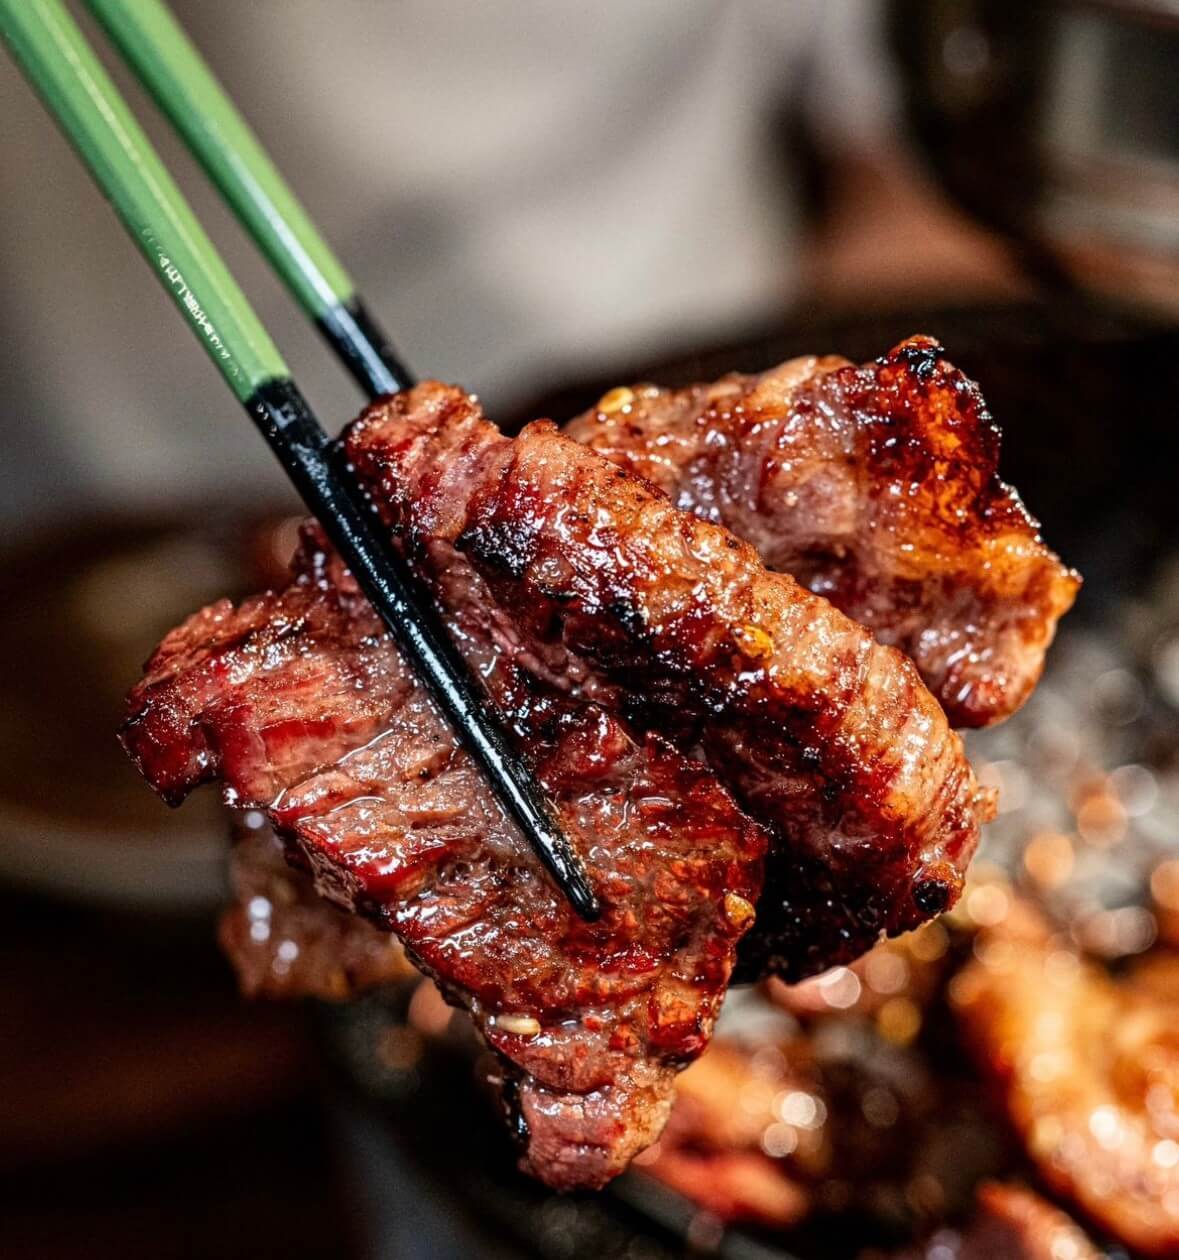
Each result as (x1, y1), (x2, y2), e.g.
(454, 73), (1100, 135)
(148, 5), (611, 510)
(157, 252), (229, 359)
(151, 243), (235, 371)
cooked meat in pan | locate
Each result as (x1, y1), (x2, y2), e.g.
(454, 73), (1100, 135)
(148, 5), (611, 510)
(953, 901), (1179, 1257)
(642, 1008), (965, 1234)
(892, 1182), (1100, 1260)
(565, 336), (1079, 728)
(764, 918), (950, 1021)
(219, 819), (415, 1001)
(123, 526), (767, 1190)
(641, 1034), (818, 1229)
(346, 382), (989, 979)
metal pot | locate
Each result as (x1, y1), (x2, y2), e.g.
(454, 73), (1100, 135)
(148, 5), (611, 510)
(890, 0), (1179, 315)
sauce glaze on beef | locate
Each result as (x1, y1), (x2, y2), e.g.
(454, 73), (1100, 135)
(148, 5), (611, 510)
(123, 528), (765, 1189)
(345, 382), (989, 978)
(565, 337), (1079, 728)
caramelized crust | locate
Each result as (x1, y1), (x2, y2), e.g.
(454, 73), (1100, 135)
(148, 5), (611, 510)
(953, 903), (1179, 1255)
(123, 529), (765, 1190)
(121, 362), (1010, 1187)
(346, 382), (989, 979)
(565, 337), (1079, 728)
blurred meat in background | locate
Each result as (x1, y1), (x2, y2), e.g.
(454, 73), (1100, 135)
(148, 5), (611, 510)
(1, 1), (1177, 1257)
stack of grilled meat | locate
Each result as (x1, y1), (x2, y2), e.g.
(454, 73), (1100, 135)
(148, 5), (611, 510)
(121, 337), (1078, 1190)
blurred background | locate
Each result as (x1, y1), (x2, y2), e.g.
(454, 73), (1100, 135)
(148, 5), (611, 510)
(2, 1), (1178, 1257)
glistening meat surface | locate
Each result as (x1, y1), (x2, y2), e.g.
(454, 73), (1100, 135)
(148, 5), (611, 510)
(565, 336), (1079, 728)
(344, 382), (989, 979)
(123, 372), (994, 1186)
(122, 528), (766, 1190)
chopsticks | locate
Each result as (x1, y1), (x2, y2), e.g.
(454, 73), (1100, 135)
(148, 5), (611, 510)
(82, 0), (411, 403)
(0, 0), (599, 920)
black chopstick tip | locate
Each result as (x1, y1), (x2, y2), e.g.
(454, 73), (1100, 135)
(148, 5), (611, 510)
(529, 803), (600, 920)
(567, 877), (601, 922)
(318, 297), (414, 400)
(245, 377), (602, 922)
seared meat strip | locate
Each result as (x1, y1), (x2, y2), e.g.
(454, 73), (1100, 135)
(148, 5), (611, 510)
(643, 1035), (816, 1229)
(953, 901), (1179, 1256)
(123, 528), (766, 1190)
(345, 382), (990, 979)
(565, 336), (1079, 728)
(643, 1014), (954, 1234)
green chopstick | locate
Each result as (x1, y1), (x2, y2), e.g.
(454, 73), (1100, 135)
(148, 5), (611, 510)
(0, 0), (599, 920)
(0, 0), (284, 401)
(85, 0), (411, 399)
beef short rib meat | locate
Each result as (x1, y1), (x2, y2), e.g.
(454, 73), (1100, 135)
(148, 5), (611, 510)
(123, 360), (1001, 1187)
(565, 336), (1079, 728)
(123, 528), (766, 1190)
(344, 382), (989, 979)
